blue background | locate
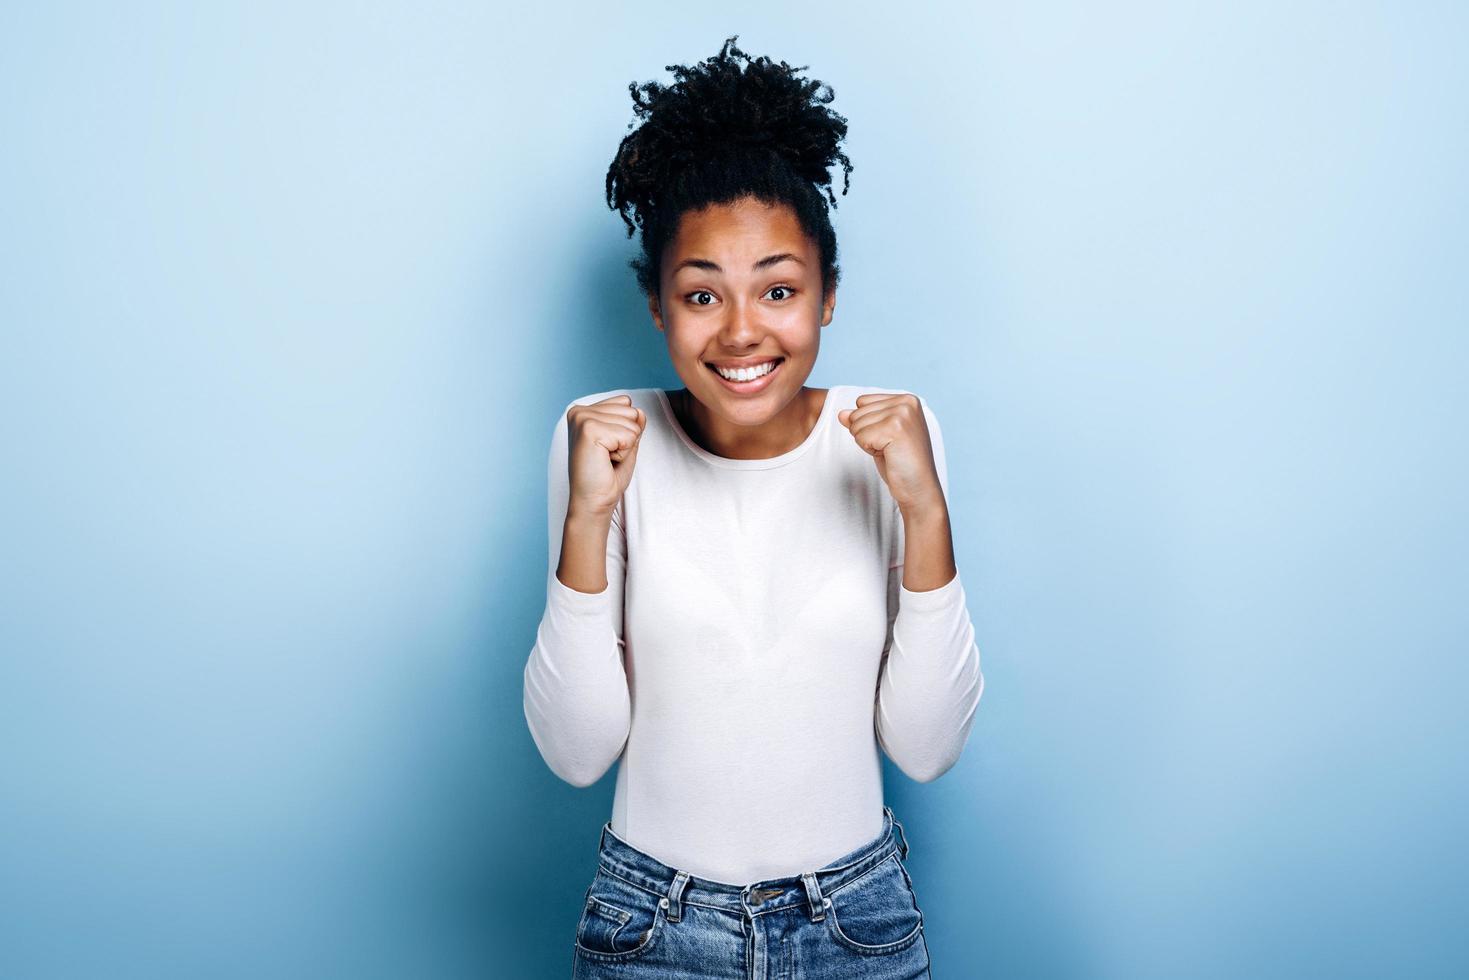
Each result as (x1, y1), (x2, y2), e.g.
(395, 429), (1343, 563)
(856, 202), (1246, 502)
(2, 3), (1464, 977)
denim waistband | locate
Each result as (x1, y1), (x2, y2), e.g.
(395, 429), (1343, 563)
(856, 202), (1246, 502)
(594, 805), (911, 920)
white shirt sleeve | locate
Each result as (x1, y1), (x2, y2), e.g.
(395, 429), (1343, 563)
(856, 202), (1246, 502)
(522, 402), (632, 788)
(874, 397), (986, 783)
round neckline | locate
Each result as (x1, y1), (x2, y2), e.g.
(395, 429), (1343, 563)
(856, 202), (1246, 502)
(654, 385), (840, 470)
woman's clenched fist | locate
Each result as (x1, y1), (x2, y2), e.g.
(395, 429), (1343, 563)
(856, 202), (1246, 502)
(565, 394), (646, 520)
(837, 393), (945, 515)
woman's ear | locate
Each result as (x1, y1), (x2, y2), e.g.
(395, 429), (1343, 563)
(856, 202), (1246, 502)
(821, 283), (836, 326)
(648, 291), (665, 332)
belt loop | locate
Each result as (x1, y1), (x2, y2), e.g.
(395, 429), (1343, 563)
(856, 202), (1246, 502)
(664, 871), (690, 922)
(800, 871), (826, 923)
(890, 809), (911, 860)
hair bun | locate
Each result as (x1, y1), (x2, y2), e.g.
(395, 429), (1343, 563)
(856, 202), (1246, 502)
(608, 34), (853, 230)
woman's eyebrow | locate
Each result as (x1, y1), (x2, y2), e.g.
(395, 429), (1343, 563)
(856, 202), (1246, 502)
(673, 253), (805, 275)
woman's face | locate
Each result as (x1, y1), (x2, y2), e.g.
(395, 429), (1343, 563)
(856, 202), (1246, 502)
(650, 196), (835, 432)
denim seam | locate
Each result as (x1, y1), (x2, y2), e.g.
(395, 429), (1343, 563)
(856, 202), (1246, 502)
(825, 898), (925, 956)
(594, 846), (903, 921)
(824, 851), (901, 899)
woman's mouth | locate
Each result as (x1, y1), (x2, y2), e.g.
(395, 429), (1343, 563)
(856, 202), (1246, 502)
(705, 357), (784, 394)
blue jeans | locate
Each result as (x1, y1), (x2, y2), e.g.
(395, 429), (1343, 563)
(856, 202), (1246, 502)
(570, 805), (932, 978)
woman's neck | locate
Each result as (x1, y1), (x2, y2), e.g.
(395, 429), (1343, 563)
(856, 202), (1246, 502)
(671, 386), (829, 460)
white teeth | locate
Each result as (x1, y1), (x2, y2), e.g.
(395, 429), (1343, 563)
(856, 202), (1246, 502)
(713, 360), (778, 382)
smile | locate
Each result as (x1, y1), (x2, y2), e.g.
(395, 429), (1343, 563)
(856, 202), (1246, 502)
(705, 357), (784, 393)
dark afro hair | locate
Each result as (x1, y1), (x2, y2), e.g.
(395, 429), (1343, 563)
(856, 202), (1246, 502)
(605, 35), (853, 302)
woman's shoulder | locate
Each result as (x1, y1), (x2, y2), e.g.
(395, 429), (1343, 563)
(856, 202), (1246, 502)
(830, 384), (945, 436)
(828, 383), (925, 409)
(564, 385), (922, 413)
(835, 383), (915, 398)
(549, 389), (664, 447)
(563, 386), (661, 406)
(559, 385), (936, 422)
(559, 386), (667, 416)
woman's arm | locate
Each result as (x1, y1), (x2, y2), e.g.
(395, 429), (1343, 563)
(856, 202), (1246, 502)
(522, 402), (632, 787)
(875, 399), (986, 783)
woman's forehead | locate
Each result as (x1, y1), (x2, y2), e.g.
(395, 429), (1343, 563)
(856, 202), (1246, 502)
(666, 202), (814, 269)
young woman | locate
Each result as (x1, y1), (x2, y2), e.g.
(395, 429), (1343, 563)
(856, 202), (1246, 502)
(523, 36), (985, 979)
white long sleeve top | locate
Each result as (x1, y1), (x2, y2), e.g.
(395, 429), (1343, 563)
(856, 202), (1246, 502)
(523, 384), (984, 885)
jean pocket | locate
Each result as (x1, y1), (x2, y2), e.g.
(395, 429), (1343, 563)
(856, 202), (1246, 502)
(823, 853), (925, 956)
(574, 867), (666, 963)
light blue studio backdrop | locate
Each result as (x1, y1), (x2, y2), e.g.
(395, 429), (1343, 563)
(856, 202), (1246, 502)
(1, 3), (1464, 978)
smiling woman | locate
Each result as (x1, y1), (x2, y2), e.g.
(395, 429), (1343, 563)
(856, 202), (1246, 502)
(523, 34), (985, 979)
(653, 195), (834, 460)
(606, 38), (850, 463)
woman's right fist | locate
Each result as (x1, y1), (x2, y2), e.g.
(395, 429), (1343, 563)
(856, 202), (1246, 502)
(565, 394), (646, 520)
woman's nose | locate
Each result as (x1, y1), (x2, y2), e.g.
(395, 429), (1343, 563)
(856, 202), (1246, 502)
(719, 303), (763, 346)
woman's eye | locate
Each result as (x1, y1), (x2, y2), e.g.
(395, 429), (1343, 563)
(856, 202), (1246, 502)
(683, 286), (797, 306)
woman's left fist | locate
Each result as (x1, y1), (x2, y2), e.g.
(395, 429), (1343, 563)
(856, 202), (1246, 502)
(837, 393), (945, 514)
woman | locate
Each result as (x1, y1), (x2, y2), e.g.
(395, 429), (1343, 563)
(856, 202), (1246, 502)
(523, 36), (985, 979)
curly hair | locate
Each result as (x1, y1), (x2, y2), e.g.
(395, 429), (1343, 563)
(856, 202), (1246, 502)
(605, 35), (854, 301)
